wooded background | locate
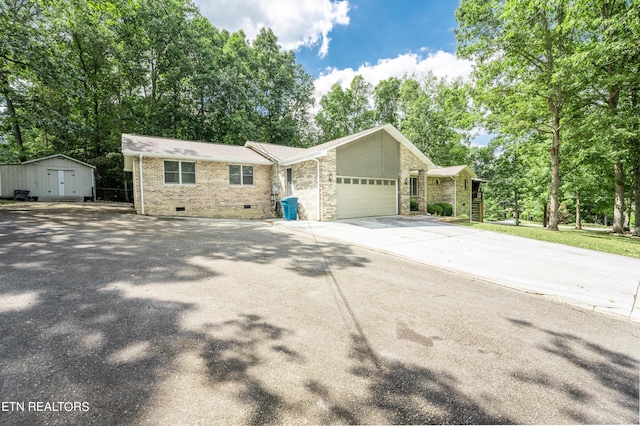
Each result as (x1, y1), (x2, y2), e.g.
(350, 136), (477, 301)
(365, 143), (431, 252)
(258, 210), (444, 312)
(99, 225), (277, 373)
(1, 0), (638, 234)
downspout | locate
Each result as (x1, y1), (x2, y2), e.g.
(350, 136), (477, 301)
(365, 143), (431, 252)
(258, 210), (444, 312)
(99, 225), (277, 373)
(273, 161), (279, 213)
(92, 168), (96, 202)
(311, 159), (321, 221)
(138, 154), (145, 215)
(451, 177), (457, 217)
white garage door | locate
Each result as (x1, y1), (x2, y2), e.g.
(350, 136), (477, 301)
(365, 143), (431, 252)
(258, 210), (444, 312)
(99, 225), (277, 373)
(336, 177), (397, 219)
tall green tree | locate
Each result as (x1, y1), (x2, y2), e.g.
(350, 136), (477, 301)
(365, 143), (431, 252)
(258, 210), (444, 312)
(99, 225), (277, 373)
(251, 28), (314, 146)
(570, 0), (640, 234)
(373, 76), (402, 127)
(315, 75), (374, 141)
(456, 0), (581, 231)
(398, 74), (471, 166)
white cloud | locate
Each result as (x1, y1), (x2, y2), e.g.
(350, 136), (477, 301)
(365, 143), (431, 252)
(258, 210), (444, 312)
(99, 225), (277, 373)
(313, 50), (474, 99)
(192, 0), (350, 57)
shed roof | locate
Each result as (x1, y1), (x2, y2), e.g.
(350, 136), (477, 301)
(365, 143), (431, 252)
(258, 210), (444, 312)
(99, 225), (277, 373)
(121, 134), (273, 170)
(20, 154), (96, 169)
(427, 165), (477, 178)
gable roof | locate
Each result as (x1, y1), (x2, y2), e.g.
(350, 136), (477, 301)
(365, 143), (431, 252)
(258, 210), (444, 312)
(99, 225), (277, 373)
(121, 124), (439, 172)
(244, 141), (307, 162)
(121, 134), (273, 171)
(19, 154), (96, 168)
(427, 165), (477, 178)
(277, 124), (437, 168)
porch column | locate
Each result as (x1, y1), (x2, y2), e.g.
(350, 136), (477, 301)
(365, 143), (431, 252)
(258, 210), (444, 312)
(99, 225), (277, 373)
(418, 169), (426, 213)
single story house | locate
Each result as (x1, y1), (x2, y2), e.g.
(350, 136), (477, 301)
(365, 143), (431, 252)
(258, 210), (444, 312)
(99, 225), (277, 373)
(0, 154), (96, 202)
(122, 124), (482, 221)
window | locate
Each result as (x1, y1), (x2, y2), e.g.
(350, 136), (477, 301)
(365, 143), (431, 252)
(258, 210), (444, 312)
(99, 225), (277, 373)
(164, 161), (196, 185)
(336, 177), (342, 184)
(410, 176), (418, 197)
(229, 165), (254, 186)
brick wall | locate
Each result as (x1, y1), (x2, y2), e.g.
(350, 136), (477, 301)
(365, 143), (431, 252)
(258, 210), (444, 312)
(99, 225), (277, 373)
(425, 170), (473, 217)
(133, 157), (275, 219)
(399, 145), (428, 216)
(455, 169), (473, 217)
(276, 151), (336, 221)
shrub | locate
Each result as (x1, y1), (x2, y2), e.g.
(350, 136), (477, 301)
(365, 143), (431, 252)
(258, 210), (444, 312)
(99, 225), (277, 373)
(427, 204), (444, 215)
(410, 200), (419, 211)
(435, 202), (453, 216)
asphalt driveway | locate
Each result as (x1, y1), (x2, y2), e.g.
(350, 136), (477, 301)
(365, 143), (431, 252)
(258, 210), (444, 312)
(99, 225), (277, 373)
(279, 215), (640, 322)
(0, 204), (638, 425)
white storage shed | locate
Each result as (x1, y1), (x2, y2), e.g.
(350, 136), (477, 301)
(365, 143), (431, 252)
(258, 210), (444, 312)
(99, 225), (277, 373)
(0, 154), (96, 202)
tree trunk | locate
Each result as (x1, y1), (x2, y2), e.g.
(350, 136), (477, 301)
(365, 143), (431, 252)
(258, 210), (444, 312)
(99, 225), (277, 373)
(575, 189), (582, 230)
(624, 194), (631, 231)
(543, 202), (548, 228)
(0, 73), (25, 160)
(612, 161), (625, 234)
(634, 146), (640, 236)
(514, 188), (520, 226)
(548, 125), (561, 231)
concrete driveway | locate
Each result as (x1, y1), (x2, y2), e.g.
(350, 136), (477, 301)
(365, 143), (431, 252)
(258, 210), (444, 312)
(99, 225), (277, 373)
(278, 216), (640, 322)
(0, 204), (638, 424)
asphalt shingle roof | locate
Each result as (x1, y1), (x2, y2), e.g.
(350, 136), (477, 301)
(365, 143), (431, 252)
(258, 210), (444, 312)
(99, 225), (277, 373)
(121, 134), (272, 165)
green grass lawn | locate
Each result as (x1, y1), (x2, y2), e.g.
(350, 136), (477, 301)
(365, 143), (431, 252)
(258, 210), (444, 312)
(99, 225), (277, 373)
(460, 222), (640, 259)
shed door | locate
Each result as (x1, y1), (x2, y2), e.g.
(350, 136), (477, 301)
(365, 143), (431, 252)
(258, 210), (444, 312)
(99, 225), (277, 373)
(336, 177), (397, 219)
(58, 170), (66, 196)
(47, 169), (72, 196)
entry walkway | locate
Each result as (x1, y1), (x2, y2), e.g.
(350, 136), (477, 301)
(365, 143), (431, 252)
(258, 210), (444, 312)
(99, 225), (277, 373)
(277, 216), (640, 322)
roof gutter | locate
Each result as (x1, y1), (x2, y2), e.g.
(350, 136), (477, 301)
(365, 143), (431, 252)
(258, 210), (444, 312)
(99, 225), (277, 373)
(279, 150), (327, 167)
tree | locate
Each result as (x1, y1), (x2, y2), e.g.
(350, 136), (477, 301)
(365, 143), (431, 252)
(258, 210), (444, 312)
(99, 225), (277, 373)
(398, 74), (471, 166)
(570, 0), (640, 234)
(374, 77), (402, 127)
(456, 0), (581, 231)
(315, 75), (374, 141)
(251, 28), (314, 146)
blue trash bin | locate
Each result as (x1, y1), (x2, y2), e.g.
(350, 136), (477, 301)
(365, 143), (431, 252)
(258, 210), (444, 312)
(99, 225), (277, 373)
(280, 197), (298, 221)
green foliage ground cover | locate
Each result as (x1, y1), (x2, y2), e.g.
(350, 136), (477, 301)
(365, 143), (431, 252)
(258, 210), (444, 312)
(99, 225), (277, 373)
(460, 222), (640, 259)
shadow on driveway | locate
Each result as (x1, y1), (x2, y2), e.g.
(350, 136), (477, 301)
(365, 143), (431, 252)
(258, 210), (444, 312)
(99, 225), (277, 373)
(0, 205), (638, 424)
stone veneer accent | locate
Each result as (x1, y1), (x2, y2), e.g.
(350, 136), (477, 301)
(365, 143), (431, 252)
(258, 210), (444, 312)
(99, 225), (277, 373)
(132, 156), (275, 219)
(399, 145), (428, 215)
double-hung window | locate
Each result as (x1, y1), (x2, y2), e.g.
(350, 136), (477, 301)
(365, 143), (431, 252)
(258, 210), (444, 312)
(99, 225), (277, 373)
(410, 176), (418, 197)
(229, 165), (254, 186)
(164, 161), (196, 184)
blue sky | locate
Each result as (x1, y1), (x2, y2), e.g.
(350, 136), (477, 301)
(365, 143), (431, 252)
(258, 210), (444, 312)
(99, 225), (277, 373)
(295, 1), (460, 78)
(192, 0), (489, 144)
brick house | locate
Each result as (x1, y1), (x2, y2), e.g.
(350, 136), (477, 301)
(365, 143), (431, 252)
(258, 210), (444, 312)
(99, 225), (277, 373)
(122, 124), (482, 221)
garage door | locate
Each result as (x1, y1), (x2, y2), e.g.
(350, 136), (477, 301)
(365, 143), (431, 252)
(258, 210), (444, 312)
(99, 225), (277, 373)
(336, 177), (397, 219)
